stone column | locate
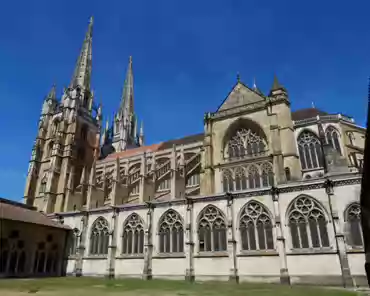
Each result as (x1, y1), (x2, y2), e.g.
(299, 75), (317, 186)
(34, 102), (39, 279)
(143, 202), (154, 280)
(271, 187), (290, 284)
(200, 113), (214, 195)
(185, 197), (195, 281)
(106, 208), (119, 278)
(64, 166), (75, 212)
(324, 180), (354, 288)
(170, 145), (177, 200)
(139, 153), (147, 203)
(75, 212), (88, 277)
(226, 194), (238, 282)
(111, 158), (120, 206)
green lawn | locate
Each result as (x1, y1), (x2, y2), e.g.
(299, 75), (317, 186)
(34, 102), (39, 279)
(0, 277), (360, 296)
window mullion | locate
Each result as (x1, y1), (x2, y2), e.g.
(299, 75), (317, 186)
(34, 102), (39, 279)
(306, 219), (313, 248)
(316, 219), (323, 248)
(254, 221), (259, 250)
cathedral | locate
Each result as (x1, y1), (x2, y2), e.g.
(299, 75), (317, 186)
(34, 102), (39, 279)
(16, 17), (368, 286)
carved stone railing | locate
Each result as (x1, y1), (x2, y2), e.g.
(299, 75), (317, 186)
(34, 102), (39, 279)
(185, 152), (201, 175)
(156, 159), (171, 181)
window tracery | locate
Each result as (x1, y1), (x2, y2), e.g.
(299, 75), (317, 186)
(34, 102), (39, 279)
(261, 162), (274, 187)
(239, 201), (274, 251)
(297, 131), (324, 170)
(325, 126), (342, 155)
(122, 213), (144, 255)
(68, 228), (79, 255)
(288, 196), (329, 249)
(198, 205), (227, 252)
(222, 169), (234, 192)
(345, 203), (363, 247)
(90, 217), (109, 255)
(158, 210), (184, 253)
(227, 128), (266, 159)
(248, 165), (260, 189)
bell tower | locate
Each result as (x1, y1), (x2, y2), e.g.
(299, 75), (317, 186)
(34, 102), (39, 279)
(23, 17), (102, 213)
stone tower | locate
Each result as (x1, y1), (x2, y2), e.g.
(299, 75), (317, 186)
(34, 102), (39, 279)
(112, 56), (142, 152)
(23, 17), (102, 213)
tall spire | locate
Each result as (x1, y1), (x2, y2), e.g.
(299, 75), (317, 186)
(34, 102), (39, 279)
(46, 84), (57, 101)
(69, 16), (93, 91)
(119, 56), (134, 118)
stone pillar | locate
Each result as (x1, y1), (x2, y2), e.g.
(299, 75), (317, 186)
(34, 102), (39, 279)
(86, 161), (96, 210)
(267, 107), (286, 184)
(111, 158), (120, 206)
(200, 113), (214, 195)
(139, 153), (147, 203)
(64, 166), (75, 212)
(226, 194), (238, 282)
(143, 202), (154, 280)
(170, 145), (177, 199)
(324, 180), (354, 288)
(185, 197), (195, 281)
(271, 187), (290, 284)
(75, 212), (88, 277)
(106, 208), (119, 278)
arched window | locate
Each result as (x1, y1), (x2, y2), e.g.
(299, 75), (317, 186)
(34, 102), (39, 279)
(90, 217), (109, 255)
(158, 210), (184, 253)
(288, 196), (330, 249)
(285, 167), (291, 181)
(39, 176), (47, 195)
(222, 169), (234, 192)
(325, 126), (342, 155)
(261, 162), (274, 187)
(348, 132), (355, 146)
(345, 203), (363, 247)
(198, 205), (227, 252)
(69, 228), (79, 255)
(248, 165), (260, 189)
(122, 213), (144, 255)
(235, 167), (247, 191)
(47, 141), (54, 158)
(297, 131), (324, 170)
(239, 201), (274, 251)
(227, 128), (266, 159)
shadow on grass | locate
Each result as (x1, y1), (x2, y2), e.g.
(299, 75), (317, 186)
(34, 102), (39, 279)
(0, 277), (358, 296)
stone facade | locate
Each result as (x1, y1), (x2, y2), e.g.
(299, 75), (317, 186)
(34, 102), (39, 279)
(22, 18), (367, 286)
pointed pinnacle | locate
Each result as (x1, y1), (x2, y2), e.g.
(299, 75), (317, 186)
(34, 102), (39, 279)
(140, 120), (144, 136)
(271, 74), (282, 91)
(46, 84), (57, 101)
(236, 72), (240, 83)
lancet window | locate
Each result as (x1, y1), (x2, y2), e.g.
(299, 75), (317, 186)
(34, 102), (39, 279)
(89, 217), (109, 255)
(227, 128), (266, 159)
(68, 228), (80, 255)
(158, 210), (184, 253)
(345, 203), (363, 248)
(297, 131), (324, 170)
(198, 205), (227, 252)
(0, 230), (26, 275)
(239, 201), (274, 251)
(325, 126), (342, 155)
(288, 196), (330, 249)
(122, 213), (144, 255)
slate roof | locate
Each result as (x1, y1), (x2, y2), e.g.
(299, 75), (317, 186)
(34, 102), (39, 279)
(291, 108), (329, 121)
(0, 197), (70, 230)
(104, 133), (204, 160)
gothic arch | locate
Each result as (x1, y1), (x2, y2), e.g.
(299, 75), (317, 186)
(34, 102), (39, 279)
(89, 217), (110, 255)
(325, 125), (342, 155)
(238, 200), (274, 251)
(344, 202), (363, 247)
(121, 213), (145, 255)
(129, 163), (141, 173)
(197, 205), (227, 252)
(286, 195), (330, 249)
(297, 130), (324, 170)
(157, 209), (184, 253)
(223, 117), (268, 159)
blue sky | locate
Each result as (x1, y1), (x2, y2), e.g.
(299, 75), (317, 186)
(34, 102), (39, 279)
(1, 0), (370, 201)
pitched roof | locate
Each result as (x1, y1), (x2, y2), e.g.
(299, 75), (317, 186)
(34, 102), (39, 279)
(158, 133), (204, 150)
(291, 108), (328, 121)
(104, 133), (204, 160)
(0, 198), (70, 230)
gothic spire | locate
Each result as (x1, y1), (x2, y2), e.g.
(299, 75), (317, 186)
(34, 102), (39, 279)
(69, 16), (93, 91)
(119, 56), (134, 118)
(271, 74), (285, 92)
(46, 84), (57, 101)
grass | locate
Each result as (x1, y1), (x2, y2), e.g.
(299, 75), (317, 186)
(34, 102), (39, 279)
(0, 277), (360, 296)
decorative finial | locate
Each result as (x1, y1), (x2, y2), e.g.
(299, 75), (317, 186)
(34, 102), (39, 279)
(89, 16), (94, 25)
(237, 72), (240, 83)
(253, 77), (257, 89)
(312, 101), (315, 108)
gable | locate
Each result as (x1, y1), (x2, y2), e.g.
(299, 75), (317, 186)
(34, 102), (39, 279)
(217, 82), (265, 111)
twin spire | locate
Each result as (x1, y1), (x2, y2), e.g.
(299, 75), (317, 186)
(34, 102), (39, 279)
(69, 16), (93, 91)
